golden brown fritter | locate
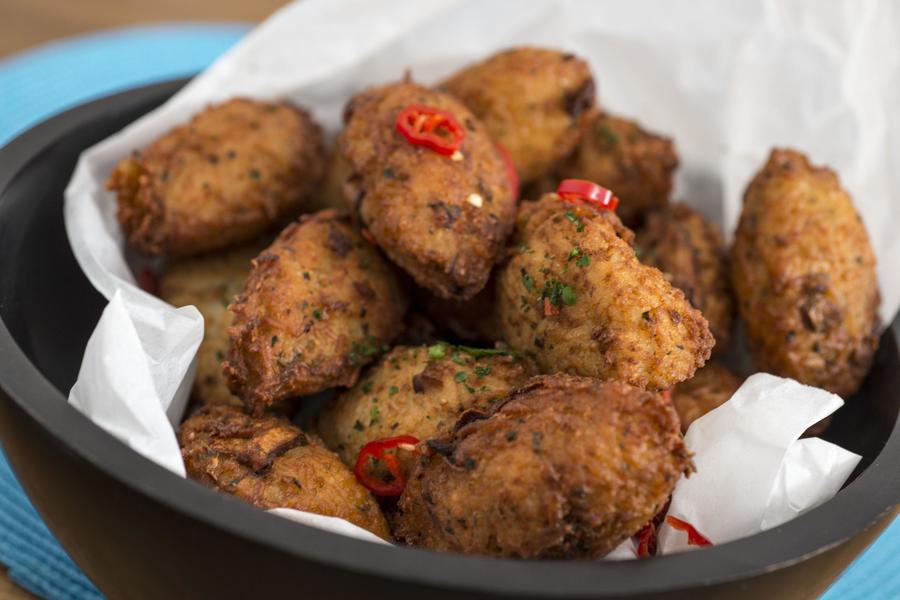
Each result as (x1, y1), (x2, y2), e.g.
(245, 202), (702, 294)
(339, 81), (517, 301)
(496, 194), (713, 390)
(554, 112), (678, 228)
(731, 149), (880, 397)
(317, 344), (536, 465)
(179, 405), (390, 540)
(415, 275), (504, 345)
(159, 240), (268, 407)
(392, 374), (693, 558)
(670, 362), (742, 433)
(441, 47), (596, 183)
(107, 98), (325, 257)
(636, 203), (734, 357)
(224, 210), (408, 414)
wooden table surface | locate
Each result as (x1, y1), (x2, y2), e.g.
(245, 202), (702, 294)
(0, 1), (285, 596)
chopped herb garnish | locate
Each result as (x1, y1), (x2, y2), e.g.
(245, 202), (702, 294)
(465, 384), (476, 394)
(541, 279), (577, 308)
(568, 247), (581, 260)
(576, 254), (590, 267)
(428, 343), (447, 359)
(474, 366), (492, 378)
(312, 309), (322, 320)
(389, 386), (399, 396)
(369, 406), (381, 425)
(565, 210), (584, 232)
(521, 268), (534, 293)
(455, 371), (469, 383)
(561, 285), (577, 305)
(456, 345), (518, 359)
(450, 350), (466, 365)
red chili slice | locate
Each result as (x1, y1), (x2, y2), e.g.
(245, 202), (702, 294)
(395, 105), (465, 156)
(557, 179), (619, 211)
(666, 516), (713, 547)
(543, 297), (560, 317)
(353, 435), (420, 497)
(495, 142), (519, 201)
(635, 523), (657, 558)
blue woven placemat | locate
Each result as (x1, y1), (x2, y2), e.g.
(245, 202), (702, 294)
(0, 21), (897, 600)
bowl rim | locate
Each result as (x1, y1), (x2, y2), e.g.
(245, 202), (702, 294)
(0, 78), (898, 597)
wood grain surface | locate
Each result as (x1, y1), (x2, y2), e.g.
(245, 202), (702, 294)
(0, 1), (286, 597)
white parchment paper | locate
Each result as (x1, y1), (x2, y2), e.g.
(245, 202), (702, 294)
(63, 0), (896, 551)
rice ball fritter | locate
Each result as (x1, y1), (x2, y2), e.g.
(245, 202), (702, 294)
(497, 193), (713, 390)
(108, 98), (325, 257)
(224, 209), (408, 415)
(317, 344), (536, 465)
(730, 149), (880, 397)
(441, 47), (597, 183)
(553, 112), (678, 228)
(159, 240), (268, 407)
(636, 202), (734, 357)
(180, 405), (391, 540)
(338, 81), (517, 301)
(392, 374), (693, 558)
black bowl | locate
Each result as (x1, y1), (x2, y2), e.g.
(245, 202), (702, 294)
(0, 79), (898, 600)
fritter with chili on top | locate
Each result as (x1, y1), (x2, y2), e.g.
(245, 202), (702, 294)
(316, 344), (536, 465)
(731, 149), (879, 397)
(224, 210), (408, 415)
(552, 112), (678, 228)
(496, 192), (713, 390)
(441, 47), (596, 184)
(338, 81), (517, 300)
(160, 239), (268, 407)
(392, 374), (693, 558)
(180, 405), (390, 540)
(636, 202), (734, 357)
(108, 98), (325, 257)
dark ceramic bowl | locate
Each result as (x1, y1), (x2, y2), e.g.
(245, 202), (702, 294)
(0, 79), (898, 600)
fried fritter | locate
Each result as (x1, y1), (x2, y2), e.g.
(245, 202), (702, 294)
(224, 210), (408, 414)
(554, 112), (678, 228)
(731, 149), (880, 397)
(339, 81), (517, 300)
(159, 240), (268, 407)
(108, 98), (325, 257)
(496, 194), (713, 390)
(441, 47), (596, 183)
(393, 374), (692, 558)
(670, 362), (741, 433)
(180, 405), (390, 540)
(415, 275), (503, 345)
(635, 203), (734, 357)
(317, 344), (536, 465)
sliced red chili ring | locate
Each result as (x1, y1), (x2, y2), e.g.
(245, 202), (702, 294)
(666, 516), (713, 546)
(635, 522), (657, 558)
(495, 142), (519, 201)
(543, 297), (560, 317)
(395, 104), (465, 156)
(557, 179), (619, 211)
(353, 435), (421, 497)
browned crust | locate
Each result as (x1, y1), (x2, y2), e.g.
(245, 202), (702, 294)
(179, 405), (391, 539)
(392, 374), (693, 558)
(730, 148), (880, 397)
(224, 209), (408, 414)
(338, 81), (517, 300)
(107, 98), (326, 257)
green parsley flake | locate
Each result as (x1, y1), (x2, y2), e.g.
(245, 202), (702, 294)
(312, 309), (322, 320)
(369, 406), (381, 425)
(428, 343), (447, 359)
(576, 254), (590, 267)
(568, 247), (581, 260)
(474, 366), (492, 378)
(389, 386), (399, 396)
(455, 371), (469, 383)
(565, 210), (585, 232)
(450, 351), (466, 365)
(561, 285), (577, 305)
(521, 269), (534, 293)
